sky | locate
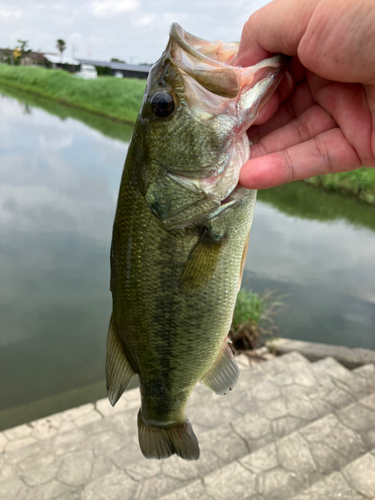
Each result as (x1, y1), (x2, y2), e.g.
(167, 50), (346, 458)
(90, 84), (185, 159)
(0, 0), (270, 64)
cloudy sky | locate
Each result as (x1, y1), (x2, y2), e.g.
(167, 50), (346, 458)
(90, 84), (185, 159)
(0, 0), (270, 64)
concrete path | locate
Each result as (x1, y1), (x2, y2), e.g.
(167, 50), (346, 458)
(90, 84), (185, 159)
(1, 352), (375, 500)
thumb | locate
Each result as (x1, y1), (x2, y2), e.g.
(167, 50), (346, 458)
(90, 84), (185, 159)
(236, 0), (319, 67)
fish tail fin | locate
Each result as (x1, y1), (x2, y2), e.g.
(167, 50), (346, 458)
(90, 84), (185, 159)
(137, 410), (200, 461)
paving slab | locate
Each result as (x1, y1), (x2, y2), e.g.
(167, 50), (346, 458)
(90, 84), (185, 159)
(2, 354), (375, 500)
(342, 451), (375, 498)
(290, 471), (365, 500)
(158, 394), (375, 500)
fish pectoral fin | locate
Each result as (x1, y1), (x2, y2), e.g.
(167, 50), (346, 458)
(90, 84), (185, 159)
(180, 228), (225, 293)
(201, 344), (239, 396)
(106, 316), (136, 407)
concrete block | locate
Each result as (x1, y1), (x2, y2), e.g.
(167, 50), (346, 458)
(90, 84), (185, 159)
(57, 449), (94, 487)
(204, 461), (256, 500)
(277, 433), (317, 475)
(82, 468), (137, 500)
(270, 339), (375, 370)
(240, 443), (278, 474)
(291, 471), (364, 500)
(258, 467), (302, 500)
(343, 453), (375, 498)
(338, 402), (375, 432)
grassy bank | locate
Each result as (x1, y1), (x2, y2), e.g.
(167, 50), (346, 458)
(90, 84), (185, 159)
(0, 64), (146, 124)
(305, 169), (375, 206)
(0, 84), (134, 143)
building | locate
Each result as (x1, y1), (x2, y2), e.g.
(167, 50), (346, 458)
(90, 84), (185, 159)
(0, 48), (49, 66)
(0, 48), (12, 63)
(77, 59), (151, 79)
(43, 54), (80, 72)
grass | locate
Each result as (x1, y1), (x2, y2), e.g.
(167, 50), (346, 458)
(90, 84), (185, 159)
(230, 289), (287, 352)
(0, 64), (146, 124)
(304, 168), (375, 206)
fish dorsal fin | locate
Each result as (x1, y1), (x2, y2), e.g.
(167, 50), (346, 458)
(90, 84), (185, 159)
(180, 228), (225, 293)
(106, 316), (135, 406)
(201, 343), (239, 395)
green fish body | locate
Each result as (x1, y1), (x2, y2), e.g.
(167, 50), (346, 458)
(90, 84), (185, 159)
(107, 24), (287, 460)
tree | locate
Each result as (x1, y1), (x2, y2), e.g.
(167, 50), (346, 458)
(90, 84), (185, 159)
(110, 58), (125, 63)
(17, 40), (29, 54)
(56, 39), (66, 64)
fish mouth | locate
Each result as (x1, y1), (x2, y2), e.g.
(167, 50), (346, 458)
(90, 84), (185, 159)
(168, 23), (289, 101)
(169, 23), (240, 67)
(144, 25), (290, 229)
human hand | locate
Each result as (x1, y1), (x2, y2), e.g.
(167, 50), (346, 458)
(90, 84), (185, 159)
(236, 0), (375, 189)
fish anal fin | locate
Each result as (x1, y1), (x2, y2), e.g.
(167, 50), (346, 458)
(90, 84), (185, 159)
(201, 343), (239, 396)
(138, 411), (200, 461)
(106, 316), (135, 407)
(180, 228), (225, 293)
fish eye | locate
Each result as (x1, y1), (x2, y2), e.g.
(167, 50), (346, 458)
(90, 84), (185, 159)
(150, 92), (175, 117)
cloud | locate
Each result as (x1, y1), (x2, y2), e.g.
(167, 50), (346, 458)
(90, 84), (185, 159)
(52, 3), (77, 25)
(133, 13), (156, 27)
(38, 133), (74, 151)
(90, 0), (139, 18)
(0, 6), (23, 20)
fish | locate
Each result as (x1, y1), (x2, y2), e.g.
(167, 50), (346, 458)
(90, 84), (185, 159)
(106, 23), (288, 461)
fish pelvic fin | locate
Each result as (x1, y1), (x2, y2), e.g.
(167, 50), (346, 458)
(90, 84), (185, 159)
(138, 411), (200, 461)
(180, 228), (225, 293)
(106, 315), (136, 407)
(201, 344), (239, 396)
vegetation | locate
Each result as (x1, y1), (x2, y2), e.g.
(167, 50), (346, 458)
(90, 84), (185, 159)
(56, 39), (66, 63)
(17, 39), (30, 55)
(305, 169), (375, 206)
(257, 180), (375, 233)
(229, 289), (287, 351)
(0, 64), (146, 124)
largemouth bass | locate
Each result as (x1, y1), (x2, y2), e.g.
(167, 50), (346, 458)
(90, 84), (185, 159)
(107, 23), (287, 461)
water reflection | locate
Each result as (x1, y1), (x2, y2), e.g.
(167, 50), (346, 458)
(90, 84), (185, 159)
(0, 92), (128, 418)
(1, 88), (375, 429)
(245, 201), (375, 349)
(0, 85), (134, 143)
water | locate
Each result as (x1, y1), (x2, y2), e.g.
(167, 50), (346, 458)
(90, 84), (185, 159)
(1, 87), (375, 429)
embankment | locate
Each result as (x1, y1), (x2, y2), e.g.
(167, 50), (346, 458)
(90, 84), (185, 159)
(0, 64), (146, 124)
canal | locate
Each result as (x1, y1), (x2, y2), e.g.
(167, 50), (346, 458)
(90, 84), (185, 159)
(1, 87), (374, 429)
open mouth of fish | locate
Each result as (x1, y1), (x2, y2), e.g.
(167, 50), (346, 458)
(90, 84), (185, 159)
(143, 24), (289, 229)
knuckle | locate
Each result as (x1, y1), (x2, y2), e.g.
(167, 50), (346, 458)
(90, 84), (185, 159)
(313, 135), (332, 173)
(292, 116), (311, 143)
(281, 149), (295, 182)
